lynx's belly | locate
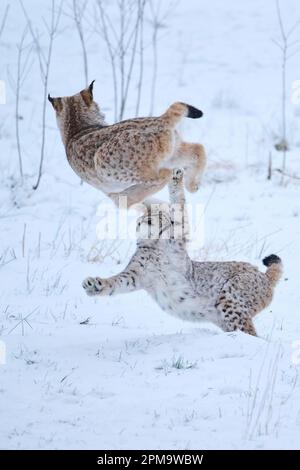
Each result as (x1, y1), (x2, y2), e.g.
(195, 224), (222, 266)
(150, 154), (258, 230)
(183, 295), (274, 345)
(145, 270), (212, 322)
(67, 148), (132, 193)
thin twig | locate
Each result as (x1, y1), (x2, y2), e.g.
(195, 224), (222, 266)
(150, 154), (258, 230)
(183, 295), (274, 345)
(135, 0), (146, 116)
(20, 0), (63, 190)
(72, 0), (89, 86)
(119, 0), (142, 120)
(267, 151), (272, 180)
(274, 0), (300, 185)
(96, 0), (118, 120)
(275, 168), (300, 179)
(96, 0), (150, 120)
(15, 27), (32, 180)
(0, 4), (9, 40)
(148, 1), (177, 115)
(22, 223), (27, 258)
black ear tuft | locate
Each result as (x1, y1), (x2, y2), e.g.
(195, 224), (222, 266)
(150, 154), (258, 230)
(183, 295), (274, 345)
(48, 93), (54, 105)
(88, 80), (95, 94)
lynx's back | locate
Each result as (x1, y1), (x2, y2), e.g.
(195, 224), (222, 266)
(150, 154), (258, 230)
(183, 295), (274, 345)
(49, 82), (206, 205)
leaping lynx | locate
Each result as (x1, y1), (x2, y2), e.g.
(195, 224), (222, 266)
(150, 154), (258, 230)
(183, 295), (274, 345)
(82, 170), (282, 336)
(48, 81), (206, 207)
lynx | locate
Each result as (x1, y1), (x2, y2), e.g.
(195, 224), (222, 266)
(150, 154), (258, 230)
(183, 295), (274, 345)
(48, 81), (206, 207)
(82, 170), (282, 336)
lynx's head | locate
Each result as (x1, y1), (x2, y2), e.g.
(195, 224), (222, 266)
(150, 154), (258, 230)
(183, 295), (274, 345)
(136, 206), (173, 242)
(136, 195), (188, 244)
(48, 81), (107, 146)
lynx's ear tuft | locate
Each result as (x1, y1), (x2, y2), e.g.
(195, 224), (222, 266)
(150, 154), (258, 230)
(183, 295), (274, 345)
(88, 80), (95, 94)
(81, 80), (95, 106)
(48, 94), (63, 112)
(48, 93), (54, 105)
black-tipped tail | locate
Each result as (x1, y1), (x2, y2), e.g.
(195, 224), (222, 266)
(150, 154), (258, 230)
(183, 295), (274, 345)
(263, 254), (282, 286)
(185, 104), (203, 119)
(262, 254), (281, 267)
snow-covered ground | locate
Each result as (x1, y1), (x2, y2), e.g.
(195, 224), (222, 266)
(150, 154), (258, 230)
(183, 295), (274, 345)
(1, 0), (300, 450)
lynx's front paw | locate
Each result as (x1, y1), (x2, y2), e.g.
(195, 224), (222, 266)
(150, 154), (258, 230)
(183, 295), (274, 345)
(82, 277), (106, 296)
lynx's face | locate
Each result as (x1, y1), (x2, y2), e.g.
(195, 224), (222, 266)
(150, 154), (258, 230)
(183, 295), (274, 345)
(136, 209), (173, 241)
(48, 81), (106, 144)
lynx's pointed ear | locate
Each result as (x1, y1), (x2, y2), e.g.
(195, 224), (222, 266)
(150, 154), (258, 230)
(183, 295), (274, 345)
(81, 80), (95, 106)
(48, 94), (63, 112)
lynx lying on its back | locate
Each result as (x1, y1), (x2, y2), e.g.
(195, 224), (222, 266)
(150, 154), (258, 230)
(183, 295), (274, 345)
(48, 81), (206, 207)
(82, 170), (282, 336)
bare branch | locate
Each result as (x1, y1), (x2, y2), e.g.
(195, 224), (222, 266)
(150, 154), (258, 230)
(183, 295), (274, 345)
(15, 28), (30, 179)
(287, 17), (300, 38)
(135, 0), (146, 116)
(274, 0), (300, 184)
(95, 0), (176, 120)
(148, 0), (178, 115)
(287, 44), (300, 60)
(96, 0), (119, 120)
(271, 37), (284, 51)
(287, 38), (300, 48)
(276, 0), (286, 41)
(72, 0), (89, 86)
(21, 0), (63, 190)
(19, 1), (46, 77)
(7, 26), (34, 181)
(0, 4), (9, 40)
(275, 168), (300, 180)
(119, 0), (142, 120)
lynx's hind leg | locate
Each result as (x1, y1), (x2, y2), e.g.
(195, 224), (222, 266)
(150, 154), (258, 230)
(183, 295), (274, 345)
(168, 142), (206, 193)
(215, 281), (258, 336)
(216, 301), (257, 336)
(181, 142), (206, 193)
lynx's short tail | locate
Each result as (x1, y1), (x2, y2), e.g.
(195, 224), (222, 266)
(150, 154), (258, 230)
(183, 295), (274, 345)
(263, 254), (282, 286)
(161, 102), (203, 127)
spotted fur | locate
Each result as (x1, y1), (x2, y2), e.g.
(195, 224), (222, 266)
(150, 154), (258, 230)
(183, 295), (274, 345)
(48, 82), (206, 207)
(82, 170), (282, 336)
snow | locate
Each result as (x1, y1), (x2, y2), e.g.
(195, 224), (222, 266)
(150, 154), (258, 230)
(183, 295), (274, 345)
(1, 0), (300, 450)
